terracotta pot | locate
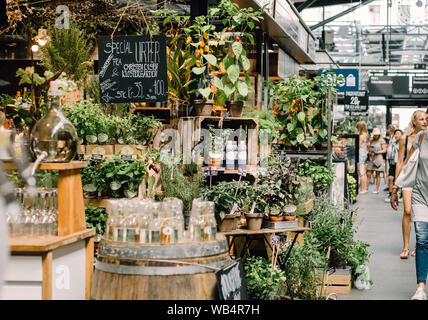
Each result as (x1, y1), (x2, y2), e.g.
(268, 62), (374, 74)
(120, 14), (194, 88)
(284, 215), (296, 221)
(269, 216), (283, 222)
(245, 213), (263, 230)
(229, 101), (244, 117)
(194, 99), (213, 116)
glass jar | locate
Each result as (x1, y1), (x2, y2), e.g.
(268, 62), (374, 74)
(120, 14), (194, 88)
(30, 96), (78, 162)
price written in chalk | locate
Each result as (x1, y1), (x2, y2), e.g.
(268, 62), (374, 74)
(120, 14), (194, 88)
(97, 35), (168, 104)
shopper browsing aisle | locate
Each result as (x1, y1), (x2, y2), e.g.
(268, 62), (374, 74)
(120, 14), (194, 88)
(385, 129), (403, 202)
(392, 121), (428, 300)
(357, 121), (369, 194)
(395, 111), (427, 259)
(366, 128), (387, 194)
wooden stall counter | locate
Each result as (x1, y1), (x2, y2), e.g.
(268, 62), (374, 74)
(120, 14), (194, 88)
(2, 161), (95, 300)
(4, 229), (95, 300)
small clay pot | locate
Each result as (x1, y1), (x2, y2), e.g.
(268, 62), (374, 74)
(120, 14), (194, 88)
(269, 216), (283, 222)
(245, 213), (263, 230)
(229, 101), (244, 117)
(284, 215), (296, 221)
(194, 99), (213, 116)
(210, 157), (221, 167)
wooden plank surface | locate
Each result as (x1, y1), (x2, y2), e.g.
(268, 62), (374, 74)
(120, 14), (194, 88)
(9, 229), (95, 253)
(3, 161), (87, 171)
(221, 227), (310, 236)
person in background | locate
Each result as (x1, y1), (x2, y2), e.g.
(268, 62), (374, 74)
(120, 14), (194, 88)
(385, 129), (403, 202)
(391, 124), (428, 300)
(396, 110), (428, 259)
(366, 128), (387, 194)
(384, 125), (396, 189)
(356, 121), (369, 194)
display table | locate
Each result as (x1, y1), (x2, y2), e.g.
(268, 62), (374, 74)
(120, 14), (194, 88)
(4, 229), (95, 300)
(221, 227), (310, 259)
(2, 161), (95, 300)
(222, 227), (310, 300)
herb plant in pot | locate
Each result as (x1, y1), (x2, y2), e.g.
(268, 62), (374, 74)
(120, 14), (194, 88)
(283, 204), (297, 221)
(200, 180), (249, 232)
(245, 183), (270, 230)
(182, 16), (218, 116)
(207, 124), (224, 167)
(212, 40), (253, 117)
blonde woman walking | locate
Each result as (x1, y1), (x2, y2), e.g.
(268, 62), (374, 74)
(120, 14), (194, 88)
(396, 110), (428, 259)
(356, 121), (369, 194)
(392, 124), (428, 299)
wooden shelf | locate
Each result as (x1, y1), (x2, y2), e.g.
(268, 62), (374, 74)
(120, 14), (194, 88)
(221, 227), (310, 236)
(3, 160), (87, 171)
(202, 165), (258, 176)
(9, 229), (95, 253)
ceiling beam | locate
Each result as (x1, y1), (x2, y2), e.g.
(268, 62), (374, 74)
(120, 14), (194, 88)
(310, 0), (376, 31)
(296, 0), (319, 12)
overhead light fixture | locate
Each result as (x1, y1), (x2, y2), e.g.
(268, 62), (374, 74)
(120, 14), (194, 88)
(31, 45), (39, 52)
(416, 0), (423, 7)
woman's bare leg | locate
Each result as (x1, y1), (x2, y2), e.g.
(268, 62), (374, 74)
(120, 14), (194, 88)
(401, 189), (412, 258)
(359, 163), (368, 193)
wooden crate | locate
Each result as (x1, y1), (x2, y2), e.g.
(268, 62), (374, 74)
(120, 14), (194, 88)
(77, 144), (86, 155)
(114, 144), (142, 157)
(317, 267), (352, 295)
(179, 116), (259, 167)
(85, 145), (114, 159)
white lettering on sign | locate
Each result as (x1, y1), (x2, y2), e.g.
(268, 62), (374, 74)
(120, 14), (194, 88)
(220, 263), (242, 300)
(100, 79), (117, 93)
(99, 53), (113, 78)
(135, 41), (160, 63)
(104, 40), (133, 54)
(55, 265), (70, 290)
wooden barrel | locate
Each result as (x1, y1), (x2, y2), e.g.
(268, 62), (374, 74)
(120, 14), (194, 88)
(91, 234), (232, 300)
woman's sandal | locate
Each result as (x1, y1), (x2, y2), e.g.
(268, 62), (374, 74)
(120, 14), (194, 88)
(400, 248), (410, 259)
(411, 249), (416, 257)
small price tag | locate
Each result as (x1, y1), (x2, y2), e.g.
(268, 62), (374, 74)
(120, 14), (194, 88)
(210, 167), (218, 176)
(91, 154), (103, 161)
(230, 203), (238, 215)
(238, 168), (247, 176)
(222, 111), (230, 120)
(327, 266), (336, 276)
(121, 155), (133, 161)
(271, 235), (281, 245)
(173, 162), (180, 170)
(250, 201), (256, 214)
(204, 167), (211, 176)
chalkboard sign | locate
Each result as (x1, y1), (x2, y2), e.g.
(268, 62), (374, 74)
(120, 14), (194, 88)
(216, 258), (248, 300)
(343, 90), (368, 113)
(97, 35), (168, 103)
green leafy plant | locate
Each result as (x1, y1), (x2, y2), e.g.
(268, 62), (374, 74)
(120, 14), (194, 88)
(85, 204), (108, 243)
(242, 108), (281, 143)
(280, 232), (328, 300)
(347, 174), (357, 202)
(200, 180), (250, 219)
(244, 256), (287, 300)
(298, 159), (335, 195)
(159, 163), (205, 212)
(257, 157), (302, 216)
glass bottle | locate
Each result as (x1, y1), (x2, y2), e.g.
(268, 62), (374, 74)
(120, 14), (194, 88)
(238, 140), (247, 169)
(30, 96), (78, 163)
(125, 214), (139, 243)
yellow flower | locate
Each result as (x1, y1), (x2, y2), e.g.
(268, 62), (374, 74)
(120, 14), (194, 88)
(204, 46), (209, 53)
(186, 36), (192, 44)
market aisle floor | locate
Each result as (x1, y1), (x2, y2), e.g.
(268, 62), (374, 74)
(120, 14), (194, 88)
(338, 180), (417, 300)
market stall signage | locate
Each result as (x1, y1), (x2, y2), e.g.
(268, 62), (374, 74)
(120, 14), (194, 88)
(343, 90), (368, 113)
(97, 35), (168, 103)
(367, 76), (409, 96)
(318, 69), (359, 92)
(411, 76), (428, 96)
(216, 258), (248, 300)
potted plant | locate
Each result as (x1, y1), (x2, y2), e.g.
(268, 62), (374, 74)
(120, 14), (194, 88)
(200, 180), (249, 231)
(207, 124), (226, 167)
(244, 183), (270, 230)
(181, 16), (218, 116)
(283, 204), (297, 221)
(257, 156), (302, 220)
(159, 161), (205, 230)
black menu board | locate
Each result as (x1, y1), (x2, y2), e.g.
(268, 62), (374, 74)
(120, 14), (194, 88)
(97, 35), (168, 103)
